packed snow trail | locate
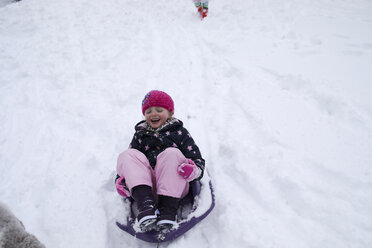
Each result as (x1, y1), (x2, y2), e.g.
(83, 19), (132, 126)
(1, 0), (372, 248)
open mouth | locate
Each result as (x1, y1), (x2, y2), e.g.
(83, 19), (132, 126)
(151, 118), (160, 124)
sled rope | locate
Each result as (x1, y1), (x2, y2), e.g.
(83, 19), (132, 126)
(157, 240), (160, 248)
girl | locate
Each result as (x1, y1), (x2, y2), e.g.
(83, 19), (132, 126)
(115, 90), (205, 232)
(193, 0), (209, 18)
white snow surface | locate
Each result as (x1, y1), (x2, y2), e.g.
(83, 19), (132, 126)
(1, 0), (372, 247)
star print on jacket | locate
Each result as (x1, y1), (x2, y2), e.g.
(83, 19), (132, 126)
(129, 118), (205, 180)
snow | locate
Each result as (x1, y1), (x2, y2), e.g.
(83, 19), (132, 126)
(1, 0), (372, 247)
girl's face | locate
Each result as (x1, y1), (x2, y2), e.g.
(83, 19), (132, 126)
(144, 107), (173, 129)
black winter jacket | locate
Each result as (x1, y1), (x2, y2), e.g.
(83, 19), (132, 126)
(129, 118), (205, 180)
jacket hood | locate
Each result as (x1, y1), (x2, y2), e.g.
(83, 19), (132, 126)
(135, 117), (183, 132)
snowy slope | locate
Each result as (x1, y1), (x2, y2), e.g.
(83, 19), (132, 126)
(1, 0), (372, 247)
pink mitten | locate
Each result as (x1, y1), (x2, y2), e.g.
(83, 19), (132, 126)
(178, 159), (200, 182)
(115, 176), (130, 197)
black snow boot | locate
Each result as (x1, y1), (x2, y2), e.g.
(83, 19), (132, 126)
(156, 195), (180, 232)
(131, 185), (157, 231)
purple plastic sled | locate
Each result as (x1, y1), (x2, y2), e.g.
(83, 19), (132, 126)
(116, 180), (215, 243)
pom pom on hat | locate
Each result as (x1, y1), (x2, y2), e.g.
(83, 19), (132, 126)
(142, 90), (174, 115)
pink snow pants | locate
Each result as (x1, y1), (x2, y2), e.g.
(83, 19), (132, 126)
(117, 148), (189, 198)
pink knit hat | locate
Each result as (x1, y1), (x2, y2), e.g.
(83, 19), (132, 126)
(141, 90), (174, 115)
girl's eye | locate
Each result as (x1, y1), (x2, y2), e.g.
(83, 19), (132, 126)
(156, 108), (163, 113)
